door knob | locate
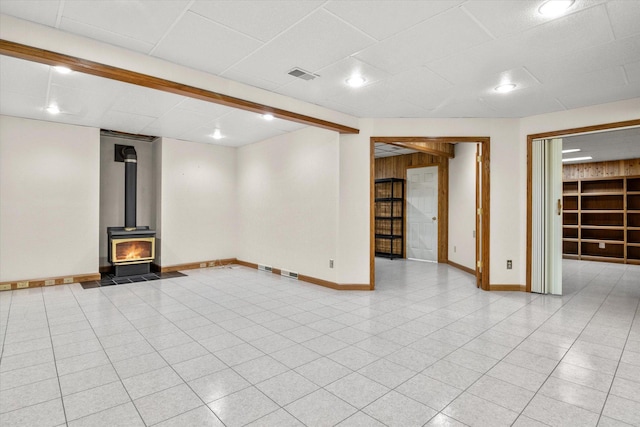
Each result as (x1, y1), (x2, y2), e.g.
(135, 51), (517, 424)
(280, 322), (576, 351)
(432, 217), (437, 221)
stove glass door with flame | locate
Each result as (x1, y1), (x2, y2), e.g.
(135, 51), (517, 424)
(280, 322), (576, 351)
(112, 238), (155, 265)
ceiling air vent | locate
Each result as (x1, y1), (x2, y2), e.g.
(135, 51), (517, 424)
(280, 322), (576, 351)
(288, 68), (318, 81)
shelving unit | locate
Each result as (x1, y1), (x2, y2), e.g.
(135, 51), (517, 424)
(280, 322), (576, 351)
(562, 175), (640, 264)
(374, 178), (405, 259)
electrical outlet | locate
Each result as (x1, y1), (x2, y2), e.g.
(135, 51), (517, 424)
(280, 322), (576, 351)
(45, 279), (56, 286)
(599, 242), (605, 249)
(17, 281), (29, 289)
(200, 263), (207, 268)
(63, 277), (73, 284)
(329, 259), (334, 268)
(0, 284), (11, 291)
(507, 260), (512, 270)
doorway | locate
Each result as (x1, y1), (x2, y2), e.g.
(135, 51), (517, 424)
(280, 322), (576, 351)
(370, 137), (490, 291)
(527, 119), (640, 292)
(407, 166), (439, 262)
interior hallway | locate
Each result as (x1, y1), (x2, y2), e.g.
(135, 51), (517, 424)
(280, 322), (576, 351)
(0, 259), (638, 426)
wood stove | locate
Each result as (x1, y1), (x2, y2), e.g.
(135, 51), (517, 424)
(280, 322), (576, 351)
(107, 145), (156, 277)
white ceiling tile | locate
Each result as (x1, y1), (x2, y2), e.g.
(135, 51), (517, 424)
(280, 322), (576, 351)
(388, 67), (453, 105)
(432, 99), (495, 118)
(142, 107), (214, 138)
(625, 60), (640, 84)
(525, 33), (640, 84)
(0, 55), (50, 99)
(152, 11), (263, 75)
(48, 81), (121, 119)
(324, 0), (464, 41)
(0, 90), (46, 121)
(354, 6), (492, 75)
(426, 38), (523, 85)
(220, 68), (282, 92)
(190, 0), (323, 42)
(62, 0), (189, 45)
(0, 0), (60, 27)
(481, 89), (566, 118)
(606, 0), (640, 39)
(58, 17), (155, 54)
(227, 9), (376, 87)
(110, 85), (184, 118)
(176, 97), (236, 118)
(512, 4), (615, 63)
(543, 66), (629, 97)
(557, 79), (640, 110)
(461, 0), (606, 38)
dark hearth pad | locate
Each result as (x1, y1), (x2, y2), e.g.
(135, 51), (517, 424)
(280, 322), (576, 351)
(81, 271), (187, 289)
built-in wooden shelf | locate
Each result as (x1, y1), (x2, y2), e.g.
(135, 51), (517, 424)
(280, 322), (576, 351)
(562, 171), (640, 264)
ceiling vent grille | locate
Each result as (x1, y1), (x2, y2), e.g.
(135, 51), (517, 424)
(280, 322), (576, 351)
(288, 68), (318, 81)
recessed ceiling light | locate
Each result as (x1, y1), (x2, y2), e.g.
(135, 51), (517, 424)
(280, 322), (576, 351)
(494, 83), (517, 93)
(46, 105), (60, 114)
(262, 113), (274, 121)
(53, 66), (72, 74)
(538, 0), (575, 17)
(346, 75), (366, 88)
(562, 148), (581, 154)
(562, 156), (592, 163)
(211, 129), (223, 140)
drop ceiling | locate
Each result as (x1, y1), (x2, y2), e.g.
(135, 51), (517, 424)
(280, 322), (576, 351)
(1, 0), (639, 146)
(562, 126), (640, 163)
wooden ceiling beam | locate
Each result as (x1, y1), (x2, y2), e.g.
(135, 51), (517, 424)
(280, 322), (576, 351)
(372, 137), (457, 158)
(0, 39), (359, 135)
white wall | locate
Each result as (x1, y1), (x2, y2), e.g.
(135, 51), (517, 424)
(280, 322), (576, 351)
(238, 127), (339, 282)
(99, 136), (155, 267)
(158, 137), (237, 266)
(448, 142), (476, 269)
(0, 115), (100, 281)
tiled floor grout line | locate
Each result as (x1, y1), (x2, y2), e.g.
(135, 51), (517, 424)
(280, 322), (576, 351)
(93, 276), (295, 426)
(362, 266), (607, 424)
(40, 290), (71, 426)
(0, 292), (13, 362)
(505, 267), (625, 425)
(596, 293), (640, 426)
(67, 284), (153, 426)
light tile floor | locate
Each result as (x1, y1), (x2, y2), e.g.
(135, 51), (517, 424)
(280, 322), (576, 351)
(0, 259), (639, 426)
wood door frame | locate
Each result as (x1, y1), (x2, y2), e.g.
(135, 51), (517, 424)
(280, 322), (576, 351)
(405, 164), (444, 263)
(526, 118), (640, 292)
(370, 137), (490, 291)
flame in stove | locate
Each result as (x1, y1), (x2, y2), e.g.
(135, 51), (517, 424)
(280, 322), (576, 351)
(124, 244), (144, 260)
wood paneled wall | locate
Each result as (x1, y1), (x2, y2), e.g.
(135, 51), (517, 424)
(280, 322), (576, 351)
(374, 152), (449, 263)
(563, 158), (640, 180)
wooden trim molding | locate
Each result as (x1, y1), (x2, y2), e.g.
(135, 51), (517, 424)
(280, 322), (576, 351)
(526, 119), (640, 293)
(0, 273), (101, 291)
(447, 260), (476, 276)
(489, 284), (526, 292)
(0, 39), (359, 135)
(236, 260), (370, 290)
(155, 258), (237, 273)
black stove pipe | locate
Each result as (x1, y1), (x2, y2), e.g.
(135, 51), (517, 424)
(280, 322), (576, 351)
(122, 146), (137, 230)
